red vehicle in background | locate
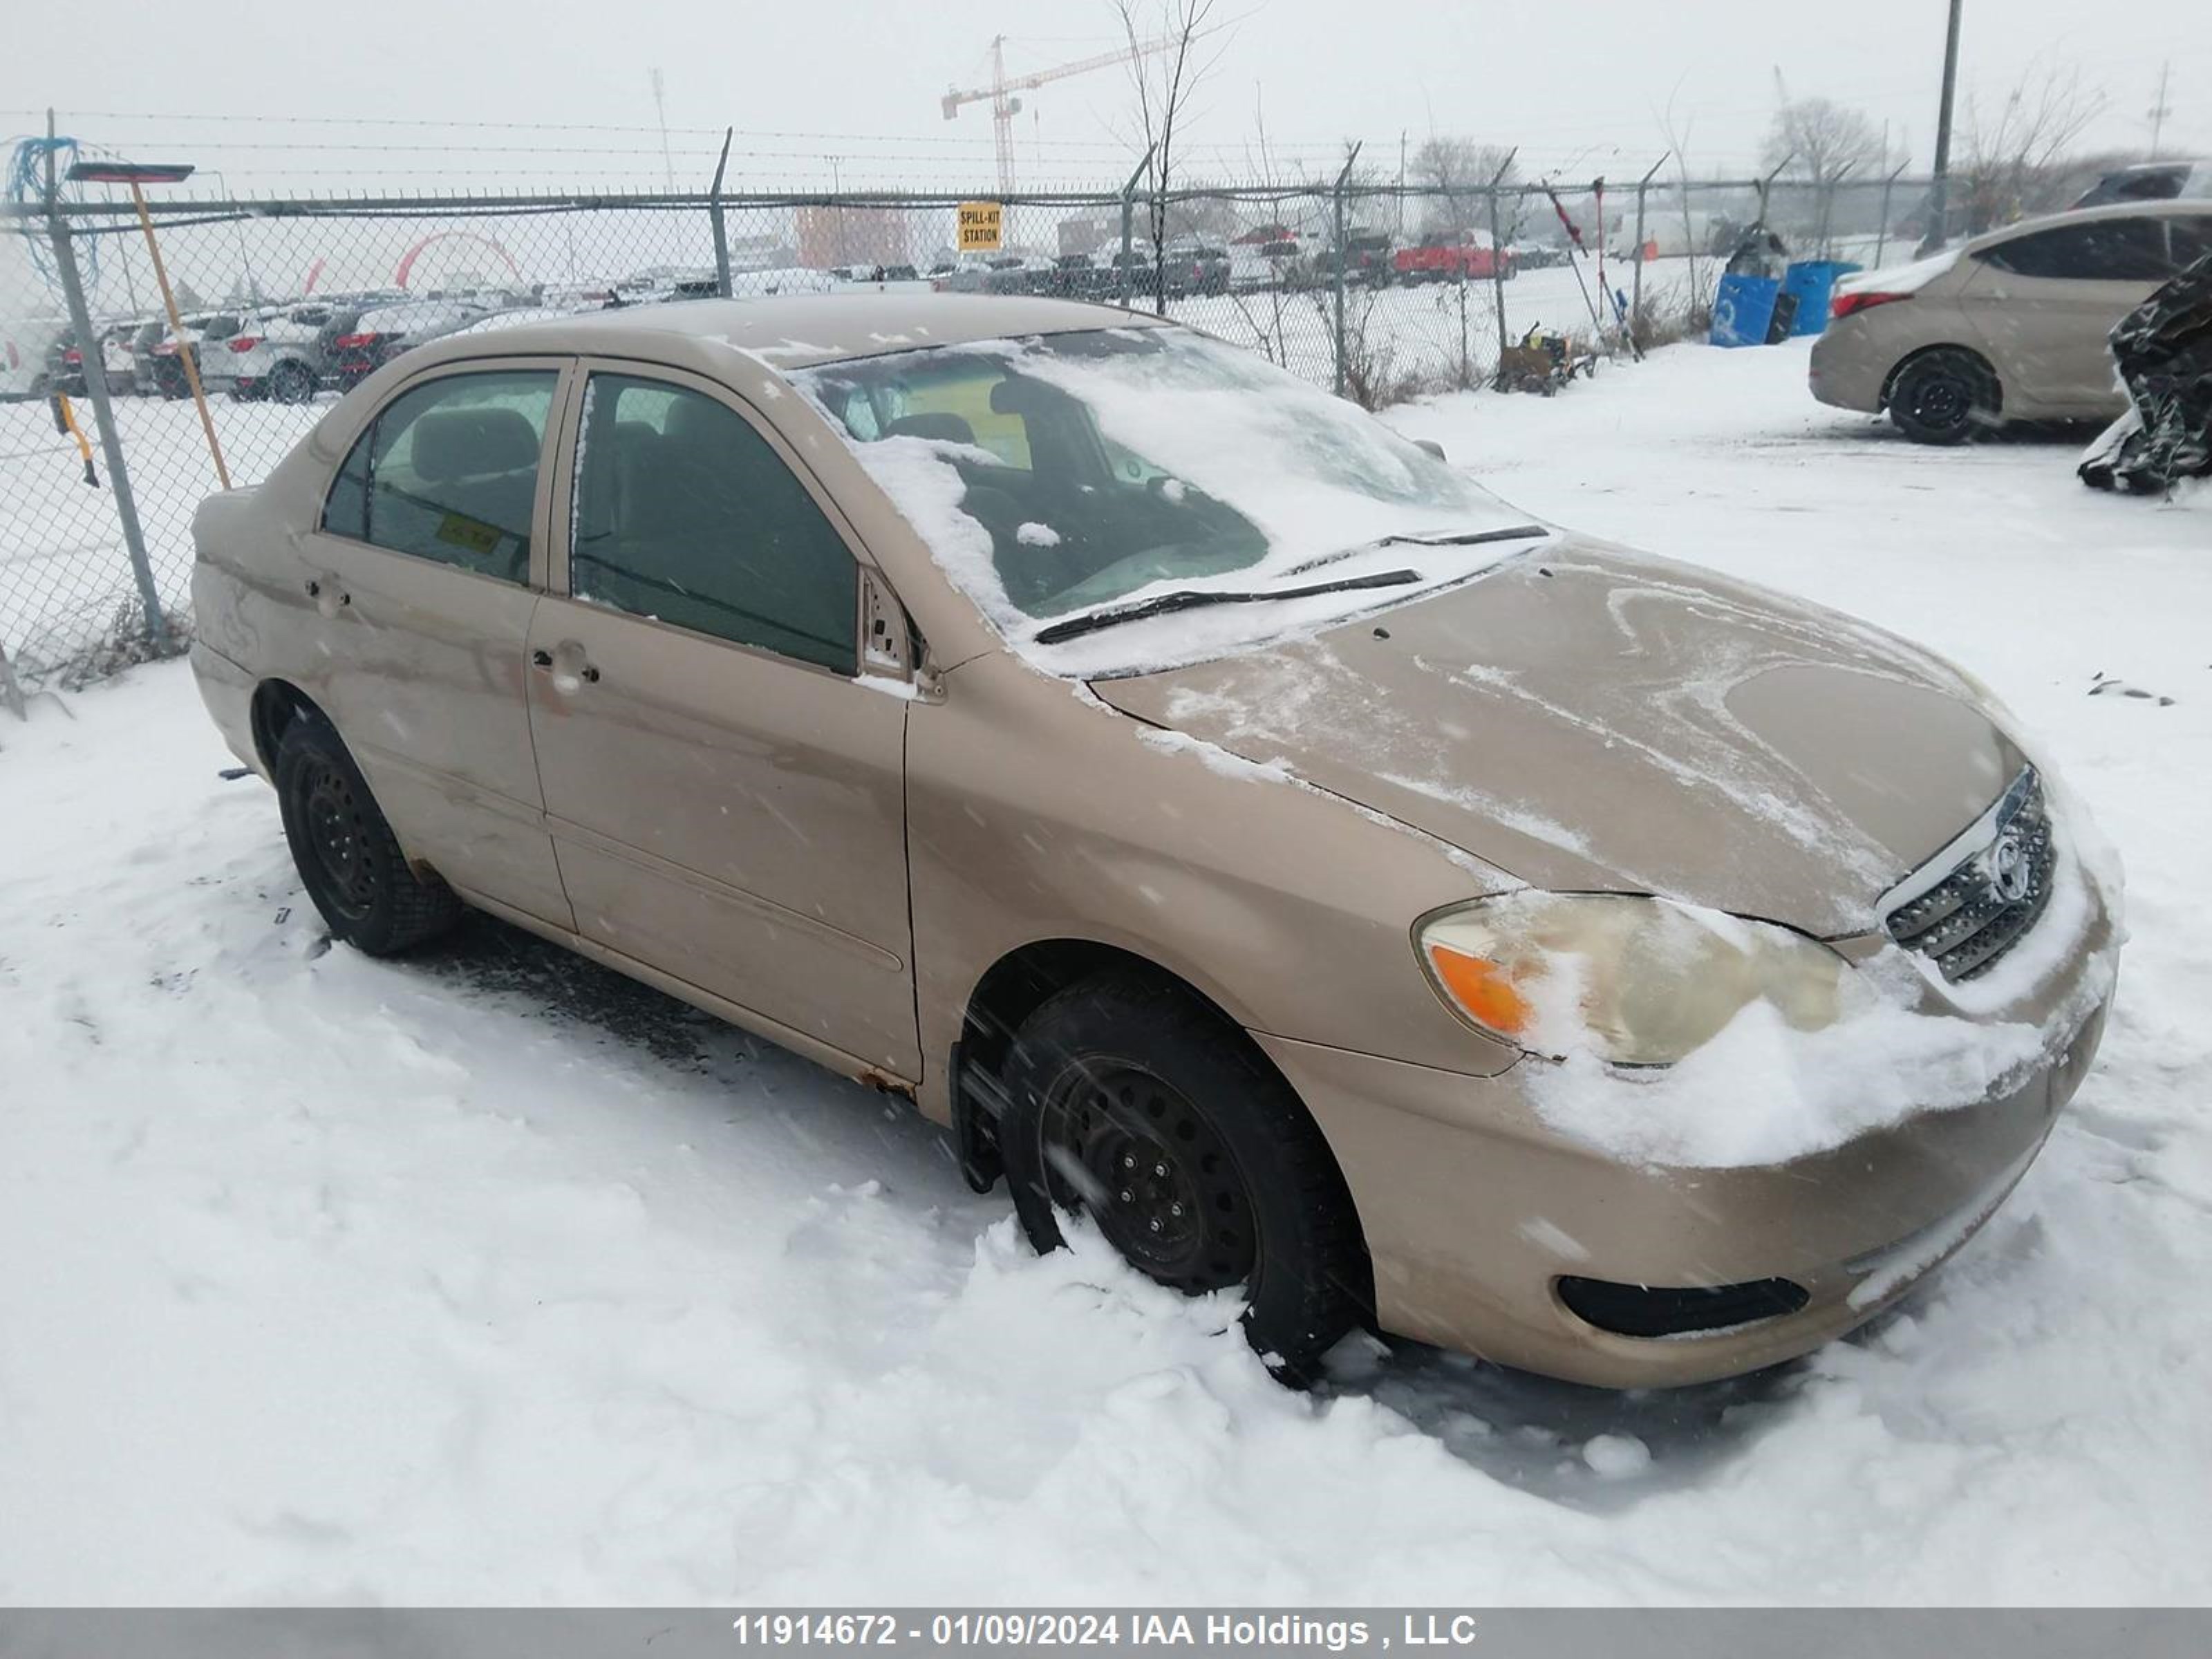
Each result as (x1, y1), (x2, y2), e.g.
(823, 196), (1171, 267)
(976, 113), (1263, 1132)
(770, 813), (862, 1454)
(1394, 231), (1518, 285)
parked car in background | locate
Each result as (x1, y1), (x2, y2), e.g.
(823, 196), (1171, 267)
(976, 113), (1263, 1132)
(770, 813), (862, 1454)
(1312, 231), (1396, 288)
(1, 312), (67, 400)
(1096, 248), (1161, 298)
(1229, 237), (1305, 291)
(126, 317), (171, 395)
(189, 293), (2116, 1389)
(151, 312), (248, 399)
(1395, 230), (1516, 285)
(49, 318), (145, 396)
(1163, 243), (1231, 297)
(203, 303), (335, 404)
(329, 299), (491, 389)
(2072, 160), (2212, 209)
(1810, 200), (2212, 442)
(1043, 252), (1102, 297)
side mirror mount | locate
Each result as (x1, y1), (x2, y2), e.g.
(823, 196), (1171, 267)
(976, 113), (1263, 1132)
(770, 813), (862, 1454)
(1414, 438), (1447, 462)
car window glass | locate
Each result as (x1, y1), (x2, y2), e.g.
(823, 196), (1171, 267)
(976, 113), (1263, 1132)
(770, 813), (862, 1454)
(320, 368), (556, 582)
(851, 362), (1032, 470)
(1982, 218), (2173, 281)
(2168, 216), (2212, 269)
(569, 373), (857, 674)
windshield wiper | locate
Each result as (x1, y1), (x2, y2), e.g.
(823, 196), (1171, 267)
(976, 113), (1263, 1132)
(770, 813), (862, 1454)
(1031, 568), (1421, 646)
(1282, 522), (1549, 576)
(1378, 523), (1549, 548)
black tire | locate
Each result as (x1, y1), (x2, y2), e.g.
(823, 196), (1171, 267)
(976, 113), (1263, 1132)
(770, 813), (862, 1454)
(268, 361), (316, 405)
(998, 971), (1369, 1380)
(1888, 348), (2000, 445)
(274, 713), (461, 955)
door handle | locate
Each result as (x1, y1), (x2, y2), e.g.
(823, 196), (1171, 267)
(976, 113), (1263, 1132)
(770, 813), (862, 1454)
(536, 641), (599, 693)
(306, 577), (349, 617)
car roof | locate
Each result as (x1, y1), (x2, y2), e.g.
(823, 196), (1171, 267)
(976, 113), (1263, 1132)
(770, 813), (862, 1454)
(413, 292), (1159, 371)
(1967, 196), (2212, 250)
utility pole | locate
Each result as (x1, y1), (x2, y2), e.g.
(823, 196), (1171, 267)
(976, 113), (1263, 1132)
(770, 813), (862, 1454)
(650, 68), (673, 191)
(2148, 61), (2173, 159)
(1924, 0), (1964, 252)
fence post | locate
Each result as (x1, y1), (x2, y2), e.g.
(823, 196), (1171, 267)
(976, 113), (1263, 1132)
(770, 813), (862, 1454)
(1816, 162), (1853, 260)
(1875, 160), (1907, 267)
(708, 128), (733, 299)
(1332, 144), (1360, 398)
(1630, 153), (1667, 344)
(44, 198), (167, 648)
(1485, 149), (1517, 388)
(1117, 147), (1152, 310)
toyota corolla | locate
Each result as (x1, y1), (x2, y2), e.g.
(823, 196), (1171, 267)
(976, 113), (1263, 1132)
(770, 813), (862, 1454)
(189, 294), (2120, 1387)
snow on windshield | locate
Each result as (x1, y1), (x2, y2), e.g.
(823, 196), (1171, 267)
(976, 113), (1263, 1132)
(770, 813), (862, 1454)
(794, 329), (1543, 675)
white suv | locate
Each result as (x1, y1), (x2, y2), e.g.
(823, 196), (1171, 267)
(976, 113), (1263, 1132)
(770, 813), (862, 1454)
(200, 303), (332, 404)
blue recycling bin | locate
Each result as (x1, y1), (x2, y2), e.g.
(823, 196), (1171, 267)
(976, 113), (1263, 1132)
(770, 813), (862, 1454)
(1710, 274), (1781, 348)
(1781, 260), (1863, 336)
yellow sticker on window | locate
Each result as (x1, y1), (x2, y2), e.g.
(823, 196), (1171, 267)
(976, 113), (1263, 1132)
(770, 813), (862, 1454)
(435, 514), (503, 556)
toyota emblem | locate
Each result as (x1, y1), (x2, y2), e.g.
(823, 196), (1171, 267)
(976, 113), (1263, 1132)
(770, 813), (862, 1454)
(1989, 830), (2033, 903)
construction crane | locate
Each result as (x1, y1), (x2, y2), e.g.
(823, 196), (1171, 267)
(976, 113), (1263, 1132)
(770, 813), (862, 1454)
(942, 33), (1178, 196)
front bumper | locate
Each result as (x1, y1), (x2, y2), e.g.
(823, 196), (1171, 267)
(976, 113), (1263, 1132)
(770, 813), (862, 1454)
(1257, 977), (2112, 1389)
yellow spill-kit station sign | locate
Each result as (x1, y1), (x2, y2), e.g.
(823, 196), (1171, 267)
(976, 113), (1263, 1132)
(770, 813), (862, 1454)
(957, 202), (1004, 252)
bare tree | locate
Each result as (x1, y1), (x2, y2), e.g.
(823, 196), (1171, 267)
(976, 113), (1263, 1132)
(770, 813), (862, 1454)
(1761, 97), (1885, 188)
(1113, 0), (1224, 315)
(1958, 61), (2107, 232)
(1411, 137), (1516, 235)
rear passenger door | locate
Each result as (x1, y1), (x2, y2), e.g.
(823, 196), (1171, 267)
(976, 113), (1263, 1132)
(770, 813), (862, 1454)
(303, 359), (574, 928)
(1965, 217), (2177, 411)
(525, 362), (919, 1079)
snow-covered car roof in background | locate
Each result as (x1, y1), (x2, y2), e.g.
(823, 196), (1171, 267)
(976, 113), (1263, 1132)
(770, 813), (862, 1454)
(416, 292), (1161, 370)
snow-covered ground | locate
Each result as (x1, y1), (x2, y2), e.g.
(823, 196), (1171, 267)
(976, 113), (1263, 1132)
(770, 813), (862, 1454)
(2, 337), (2207, 1604)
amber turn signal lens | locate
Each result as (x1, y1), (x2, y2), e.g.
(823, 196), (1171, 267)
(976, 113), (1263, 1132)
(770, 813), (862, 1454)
(1426, 943), (1534, 1035)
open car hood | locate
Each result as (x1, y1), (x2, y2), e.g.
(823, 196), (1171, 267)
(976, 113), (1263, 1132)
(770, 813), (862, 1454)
(1090, 541), (2025, 937)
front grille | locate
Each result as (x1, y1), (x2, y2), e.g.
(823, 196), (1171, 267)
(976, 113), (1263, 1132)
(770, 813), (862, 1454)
(1557, 1275), (1810, 1338)
(1884, 769), (2056, 982)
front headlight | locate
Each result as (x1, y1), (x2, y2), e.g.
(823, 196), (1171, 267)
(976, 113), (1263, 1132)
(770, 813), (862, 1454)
(1417, 893), (1846, 1065)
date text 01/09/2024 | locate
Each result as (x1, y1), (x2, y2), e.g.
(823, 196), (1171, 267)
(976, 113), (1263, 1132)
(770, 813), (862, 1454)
(726, 1612), (1486, 1650)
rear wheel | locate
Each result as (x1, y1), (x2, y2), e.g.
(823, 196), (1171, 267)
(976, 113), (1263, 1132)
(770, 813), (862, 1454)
(1888, 348), (1999, 444)
(268, 361), (316, 405)
(998, 971), (1369, 1380)
(274, 714), (461, 955)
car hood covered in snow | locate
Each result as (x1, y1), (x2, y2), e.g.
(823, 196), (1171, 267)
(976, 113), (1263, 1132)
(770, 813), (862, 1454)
(1091, 541), (2025, 937)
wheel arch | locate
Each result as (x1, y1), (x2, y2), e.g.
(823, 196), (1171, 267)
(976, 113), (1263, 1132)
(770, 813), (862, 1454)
(952, 936), (1374, 1279)
(250, 677), (324, 776)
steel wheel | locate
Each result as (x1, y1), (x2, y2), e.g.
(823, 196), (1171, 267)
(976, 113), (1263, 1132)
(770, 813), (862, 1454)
(1037, 1060), (1259, 1293)
(292, 751), (379, 922)
(1889, 348), (1998, 445)
(270, 362), (316, 404)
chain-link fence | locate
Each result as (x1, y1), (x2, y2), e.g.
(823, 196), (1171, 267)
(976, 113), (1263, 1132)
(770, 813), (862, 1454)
(2, 165), (1935, 690)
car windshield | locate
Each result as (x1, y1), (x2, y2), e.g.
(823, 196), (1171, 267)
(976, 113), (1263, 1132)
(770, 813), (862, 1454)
(794, 328), (1533, 669)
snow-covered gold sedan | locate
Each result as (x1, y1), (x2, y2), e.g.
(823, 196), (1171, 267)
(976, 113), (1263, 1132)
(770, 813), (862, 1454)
(189, 294), (2120, 1386)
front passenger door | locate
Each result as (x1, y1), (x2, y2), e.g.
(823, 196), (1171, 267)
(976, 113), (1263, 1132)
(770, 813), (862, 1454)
(525, 366), (919, 1078)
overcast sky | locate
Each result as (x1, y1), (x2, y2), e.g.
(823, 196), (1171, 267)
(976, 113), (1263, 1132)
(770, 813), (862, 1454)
(4, 0), (2207, 194)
